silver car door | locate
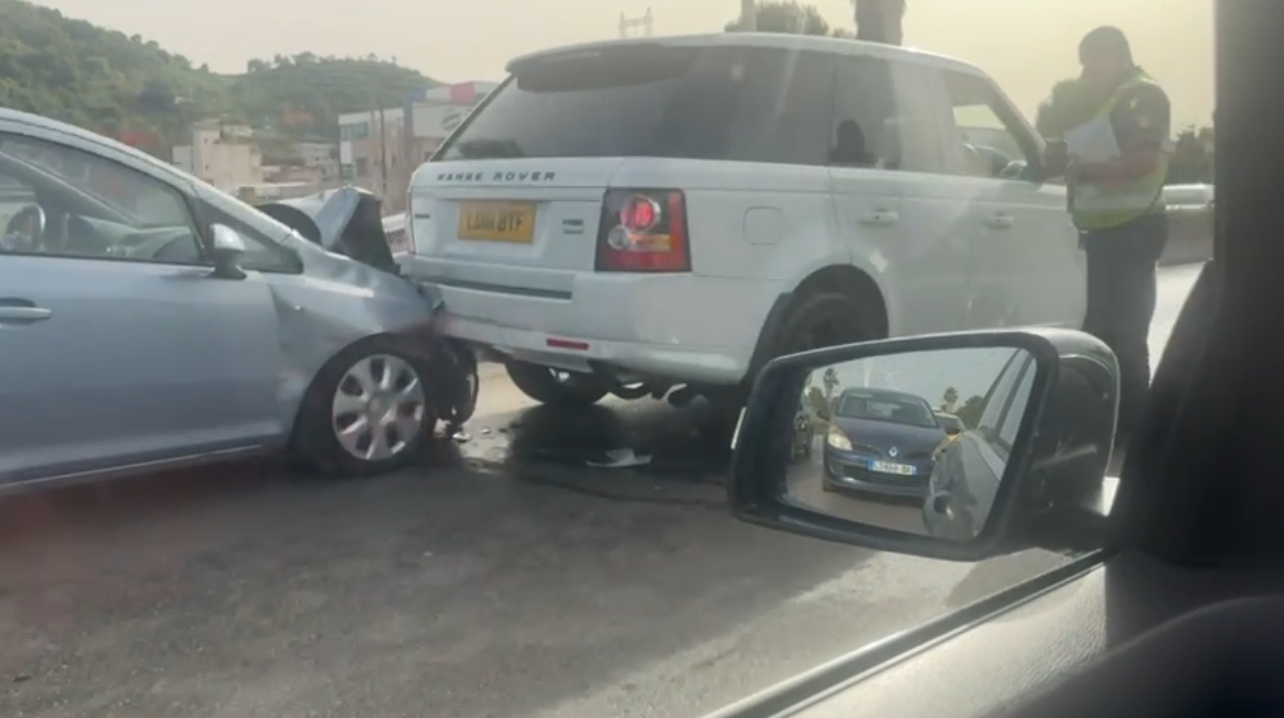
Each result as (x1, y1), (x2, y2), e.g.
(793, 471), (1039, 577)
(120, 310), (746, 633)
(0, 129), (286, 487)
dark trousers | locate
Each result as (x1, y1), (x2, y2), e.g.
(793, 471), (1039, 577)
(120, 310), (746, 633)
(1080, 213), (1169, 439)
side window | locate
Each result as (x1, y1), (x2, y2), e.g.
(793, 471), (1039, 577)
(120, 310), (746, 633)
(718, 49), (836, 166)
(887, 62), (960, 174)
(200, 203), (300, 273)
(832, 57), (898, 169)
(766, 50), (836, 166)
(996, 357), (1036, 447)
(939, 70), (1042, 179)
(0, 133), (204, 264)
(0, 164), (37, 251)
(833, 60), (958, 174)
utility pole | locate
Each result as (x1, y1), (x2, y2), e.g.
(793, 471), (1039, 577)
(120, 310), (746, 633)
(619, 7), (654, 38)
(378, 106), (389, 199)
(739, 0), (756, 31)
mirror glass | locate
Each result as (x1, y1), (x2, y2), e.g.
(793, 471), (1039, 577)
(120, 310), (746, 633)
(784, 347), (1037, 541)
(211, 223), (248, 252)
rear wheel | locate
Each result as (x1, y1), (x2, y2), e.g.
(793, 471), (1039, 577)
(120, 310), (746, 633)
(774, 290), (882, 356)
(711, 290), (883, 446)
(505, 360), (609, 406)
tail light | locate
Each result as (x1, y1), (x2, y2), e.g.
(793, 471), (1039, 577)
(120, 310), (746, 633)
(595, 189), (690, 272)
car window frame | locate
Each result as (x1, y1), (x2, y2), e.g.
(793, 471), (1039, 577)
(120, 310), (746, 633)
(933, 68), (1048, 181)
(975, 348), (1026, 433)
(995, 356), (1037, 448)
(0, 127), (212, 268)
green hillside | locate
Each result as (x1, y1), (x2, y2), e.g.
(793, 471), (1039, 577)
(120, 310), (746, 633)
(0, 0), (438, 147)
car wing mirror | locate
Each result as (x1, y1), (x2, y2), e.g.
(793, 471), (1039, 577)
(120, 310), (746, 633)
(728, 329), (1120, 561)
(209, 223), (248, 280)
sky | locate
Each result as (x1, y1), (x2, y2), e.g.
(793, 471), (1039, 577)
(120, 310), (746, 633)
(806, 346), (1018, 409)
(39, 0), (1213, 127)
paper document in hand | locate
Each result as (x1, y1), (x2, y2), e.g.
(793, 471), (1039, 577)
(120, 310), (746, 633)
(1065, 117), (1121, 163)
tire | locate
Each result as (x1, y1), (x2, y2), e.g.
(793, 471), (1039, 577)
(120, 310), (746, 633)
(505, 360), (609, 406)
(713, 290), (883, 446)
(773, 290), (882, 357)
(292, 336), (436, 478)
(431, 339), (479, 428)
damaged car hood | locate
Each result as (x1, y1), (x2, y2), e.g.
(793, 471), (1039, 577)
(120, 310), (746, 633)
(258, 186), (400, 275)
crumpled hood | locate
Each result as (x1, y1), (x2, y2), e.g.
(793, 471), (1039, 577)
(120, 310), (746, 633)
(258, 186), (399, 274)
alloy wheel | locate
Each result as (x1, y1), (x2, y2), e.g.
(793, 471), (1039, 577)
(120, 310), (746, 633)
(331, 354), (427, 462)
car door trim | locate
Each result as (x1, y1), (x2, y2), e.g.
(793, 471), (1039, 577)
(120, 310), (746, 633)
(698, 550), (1106, 718)
(0, 444), (278, 497)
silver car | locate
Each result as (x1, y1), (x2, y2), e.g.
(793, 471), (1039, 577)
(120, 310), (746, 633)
(0, 109), (472, 491)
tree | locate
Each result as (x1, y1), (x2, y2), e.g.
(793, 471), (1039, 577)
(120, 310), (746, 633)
(956, 395), (986, 429)
(822, 367), (841, 407)
(853, 0), (905, 45)
(940, 386), (959, 413)
(1169, 125), (1215, 184)
(1034, 78), (1097, 139)
(136, 77), (175, 113)
(726, 1), (831, 35)
(806, 386), (830, 420)
(0, 0), (439, 144)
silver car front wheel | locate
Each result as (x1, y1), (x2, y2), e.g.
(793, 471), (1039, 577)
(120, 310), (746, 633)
(331, 353), (427, 462)
(294, 338), (436, 478)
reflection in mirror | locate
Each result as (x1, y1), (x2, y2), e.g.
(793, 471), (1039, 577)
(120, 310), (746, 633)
(785, 347), (1036, 542)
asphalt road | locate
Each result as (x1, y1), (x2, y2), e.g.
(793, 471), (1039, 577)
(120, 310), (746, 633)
(786, 451), (928, 534)
(0, 265), (1203, 718)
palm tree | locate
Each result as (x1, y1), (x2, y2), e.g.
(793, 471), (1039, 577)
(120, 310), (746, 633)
(940, 386), (960, 413)
(853, 0), (906, 45)
(822, 366), (841, 406)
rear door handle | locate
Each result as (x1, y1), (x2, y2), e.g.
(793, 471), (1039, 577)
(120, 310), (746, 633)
(986, 212), (1015, 229)
(858, 209), (899, 227)
(0, 298), (53, 325)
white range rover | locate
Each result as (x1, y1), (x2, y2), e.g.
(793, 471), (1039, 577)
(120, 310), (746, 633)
(399, 33), (1085, 410)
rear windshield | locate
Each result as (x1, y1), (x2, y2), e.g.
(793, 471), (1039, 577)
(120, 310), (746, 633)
(437, 44), (835, 166)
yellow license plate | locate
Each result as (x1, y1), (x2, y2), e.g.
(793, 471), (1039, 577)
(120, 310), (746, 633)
(457, 201), (536, 243)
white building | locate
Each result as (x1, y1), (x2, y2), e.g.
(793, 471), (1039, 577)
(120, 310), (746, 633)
(293, 141), (337, 167)
(172, 121), (264, 192)
(335, 81), (499, 206)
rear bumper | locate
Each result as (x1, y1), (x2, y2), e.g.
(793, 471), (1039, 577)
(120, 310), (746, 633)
(441, 314), (749, 384)
(404, 260), (783, 385)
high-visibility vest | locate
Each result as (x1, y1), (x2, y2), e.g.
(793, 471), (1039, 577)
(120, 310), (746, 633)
(1068, 70), (1170, 231)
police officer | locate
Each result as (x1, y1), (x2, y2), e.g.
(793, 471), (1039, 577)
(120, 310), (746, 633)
(1053, 26), (1173, 443)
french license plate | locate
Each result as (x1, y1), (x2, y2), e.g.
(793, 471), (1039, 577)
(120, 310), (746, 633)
(867, 459), (917, 476)
(457, 201), (536, 243)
